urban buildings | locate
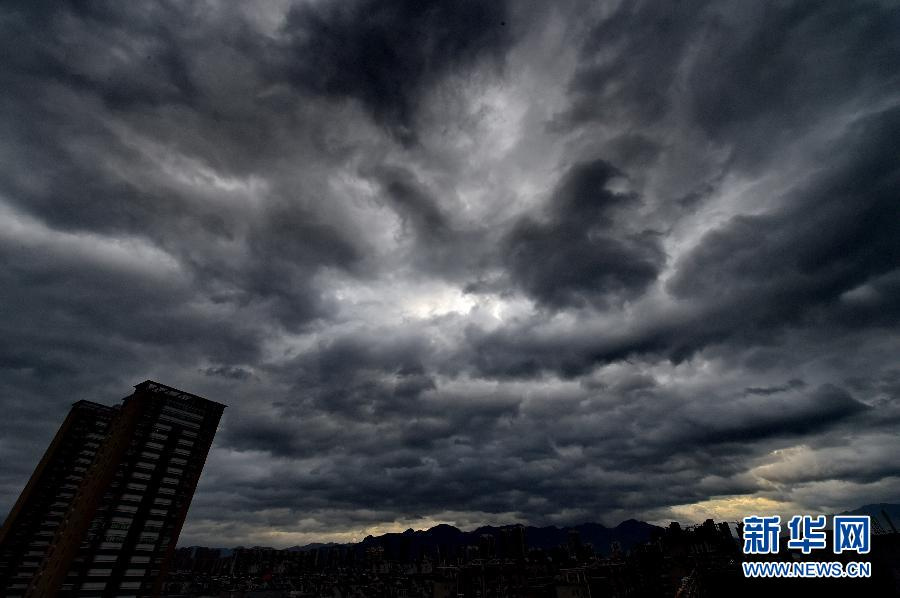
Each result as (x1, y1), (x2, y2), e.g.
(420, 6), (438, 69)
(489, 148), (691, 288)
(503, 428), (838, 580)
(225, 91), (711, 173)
(0, 380), (225, 597)
(157, 517), (900, 597)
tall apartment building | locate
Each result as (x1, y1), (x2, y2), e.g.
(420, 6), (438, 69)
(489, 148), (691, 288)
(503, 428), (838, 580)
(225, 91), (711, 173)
(0, 380), (225, 597)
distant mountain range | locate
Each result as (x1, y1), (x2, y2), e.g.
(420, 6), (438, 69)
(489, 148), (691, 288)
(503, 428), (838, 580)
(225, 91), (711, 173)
(187, 503), (900, 555)
(312, 519), (654, 558)
(837, 503), (900, 532)
(239, 519), (660, 558)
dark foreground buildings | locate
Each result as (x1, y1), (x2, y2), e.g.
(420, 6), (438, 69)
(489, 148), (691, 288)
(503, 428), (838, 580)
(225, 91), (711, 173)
(0, 381), (225, 597)
(160, 519), (900, 597)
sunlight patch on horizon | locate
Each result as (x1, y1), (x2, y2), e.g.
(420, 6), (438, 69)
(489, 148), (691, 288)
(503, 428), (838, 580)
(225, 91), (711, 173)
(656, 495), (801, 526)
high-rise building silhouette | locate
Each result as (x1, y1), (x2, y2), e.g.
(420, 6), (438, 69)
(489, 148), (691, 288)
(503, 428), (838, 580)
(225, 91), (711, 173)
(0, 381), (225, 597)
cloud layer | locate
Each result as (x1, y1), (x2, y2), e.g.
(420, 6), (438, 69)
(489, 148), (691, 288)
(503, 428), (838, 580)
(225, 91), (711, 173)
(1, 0), (899, 547)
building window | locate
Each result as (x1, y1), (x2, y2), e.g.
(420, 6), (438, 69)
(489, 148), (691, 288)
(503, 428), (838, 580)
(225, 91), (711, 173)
(163, 405), (203, 420)
(159, 413), (200, 428)
(99, 541), (123, 549)
(87, 568), (112, 576)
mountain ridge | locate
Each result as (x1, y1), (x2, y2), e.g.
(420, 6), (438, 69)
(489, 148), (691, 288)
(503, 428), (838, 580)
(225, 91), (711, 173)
(182, 503), (900, 553)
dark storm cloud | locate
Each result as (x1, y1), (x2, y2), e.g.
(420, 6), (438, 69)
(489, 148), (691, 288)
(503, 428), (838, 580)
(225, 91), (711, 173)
(561, 1), (705, 128)
(683, 385), (870, 445)
(686, 2), (900, 159)
(283, 331), (440, 418)
(504, 159), (664, 310)
(2, 0), (900, 547)
(210, 378), (879, 532)
(201, 366), (256, 381)
(0, 1), (373, 333)
(470, 102), (900, 378)
(369, 165), (452, 240)
(668, 104), (900, 326)
(281, 0), (512, 145)
(745, 378), (805, 396)
(563, 0), (900, 169)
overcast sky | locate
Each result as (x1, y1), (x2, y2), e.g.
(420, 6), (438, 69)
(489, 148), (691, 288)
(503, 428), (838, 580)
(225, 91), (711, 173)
(1, 0), (899, 548)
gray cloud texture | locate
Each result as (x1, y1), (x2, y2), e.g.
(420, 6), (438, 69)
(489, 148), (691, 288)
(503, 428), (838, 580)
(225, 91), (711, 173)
(1, 0), (899, 546)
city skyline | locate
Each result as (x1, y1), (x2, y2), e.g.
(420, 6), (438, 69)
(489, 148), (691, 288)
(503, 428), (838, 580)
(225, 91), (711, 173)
(1, 1), (899, 549)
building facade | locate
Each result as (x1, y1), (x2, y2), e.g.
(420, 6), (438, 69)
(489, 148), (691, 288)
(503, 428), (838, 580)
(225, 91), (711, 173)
(0, 381), (225, 597)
